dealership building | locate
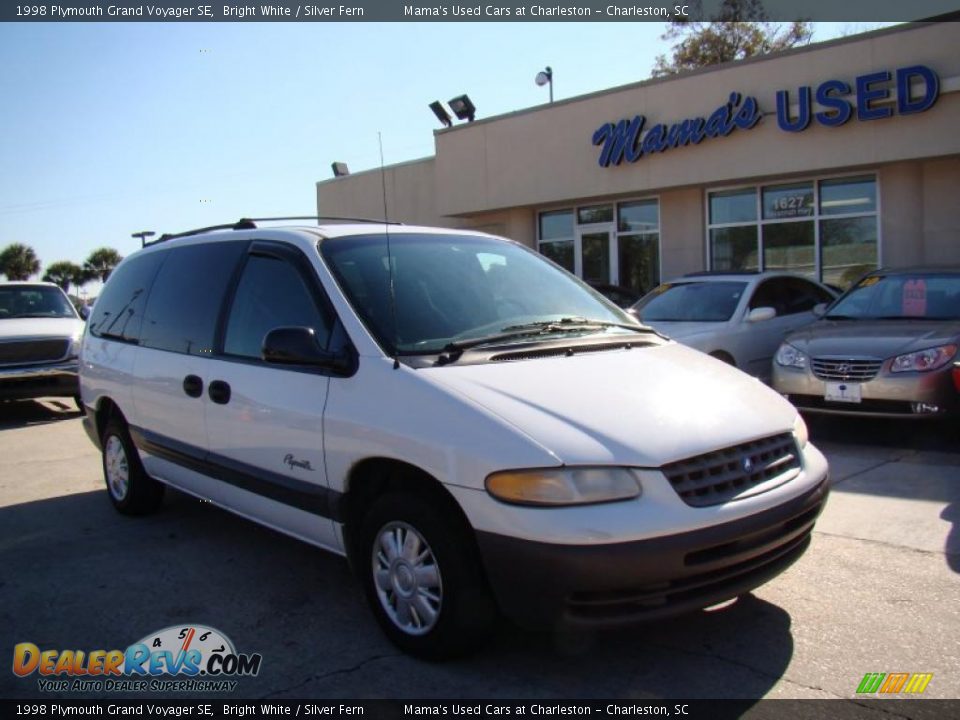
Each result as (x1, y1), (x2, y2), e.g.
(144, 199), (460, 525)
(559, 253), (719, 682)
(316, 22), (960, 295)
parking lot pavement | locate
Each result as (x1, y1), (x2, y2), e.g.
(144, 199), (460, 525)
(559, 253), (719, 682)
(1, 400), (958, 708)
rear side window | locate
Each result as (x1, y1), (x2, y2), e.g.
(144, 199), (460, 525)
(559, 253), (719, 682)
(140, 242), (246, 355)
(88, 253), (165, 342)
(224, 253), (333, 359)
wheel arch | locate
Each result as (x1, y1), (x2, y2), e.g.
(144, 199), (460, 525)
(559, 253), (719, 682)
(93, 396), (127, 441)
(339, 457), (476, 562)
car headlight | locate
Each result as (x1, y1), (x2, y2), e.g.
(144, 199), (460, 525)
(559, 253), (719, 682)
(775, 343), (807, 369)
(793, 415), (809, 450)
(890, 344), (957, 373)
(67, 332), (84, 359)
(485, 467), (641, 506)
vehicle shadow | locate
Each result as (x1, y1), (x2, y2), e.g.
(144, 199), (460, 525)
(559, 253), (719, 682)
(0, 397), (82, 430)
(0, 487), (793, 702)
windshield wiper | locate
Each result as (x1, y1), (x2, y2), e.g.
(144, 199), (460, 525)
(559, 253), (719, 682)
(824, 314), (856, 320)
(435, 319), (656, 365)
(501, 317), (654, 334)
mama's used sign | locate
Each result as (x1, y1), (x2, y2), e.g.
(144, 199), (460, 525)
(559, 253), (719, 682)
(592, 65), (939, 168)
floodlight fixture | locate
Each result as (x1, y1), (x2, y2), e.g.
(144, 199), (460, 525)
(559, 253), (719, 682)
(429, 101), (453, 128)
(331, 161), (350, 178)
(535, 66), (554, 103)
(448, 94), (476, 122)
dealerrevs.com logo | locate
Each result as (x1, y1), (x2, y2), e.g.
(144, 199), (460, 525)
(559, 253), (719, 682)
(12, 624), (262, 693)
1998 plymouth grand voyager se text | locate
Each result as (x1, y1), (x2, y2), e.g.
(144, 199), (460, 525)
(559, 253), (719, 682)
(79, 219), (829, 658)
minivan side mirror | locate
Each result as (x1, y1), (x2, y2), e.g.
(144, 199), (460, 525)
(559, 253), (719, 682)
(262, 326), (353, 374)
(747, 306), (776, 323)
(812, 302), (828, 317)
(79, 305), (91, 320)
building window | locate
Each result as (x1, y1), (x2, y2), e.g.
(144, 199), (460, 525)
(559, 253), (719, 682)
(537, 199), (660, 296)
(707, 174), (878, 289)
(538, 209), (574, 273)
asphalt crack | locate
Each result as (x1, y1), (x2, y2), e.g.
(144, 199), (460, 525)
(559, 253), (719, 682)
(258, 652), (402, 699)
(814, 529), (954, 558)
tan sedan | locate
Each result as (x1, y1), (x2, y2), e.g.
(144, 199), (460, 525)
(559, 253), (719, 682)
(773, 267), (960, 418)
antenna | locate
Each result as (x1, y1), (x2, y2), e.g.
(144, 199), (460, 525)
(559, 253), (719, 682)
(379, 132), (400, 370)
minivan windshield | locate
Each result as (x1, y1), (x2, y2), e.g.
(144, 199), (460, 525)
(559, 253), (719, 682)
(633, 281), (747, 322)
(0, 285), (78, 320)
(320, 233), (633, 354)
(826, 273), (960, 320)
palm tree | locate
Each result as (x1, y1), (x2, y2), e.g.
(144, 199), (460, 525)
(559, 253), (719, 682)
(84, 247), (124, 283)
(0, 243), (41, 280)
(42, 260), (86, 293)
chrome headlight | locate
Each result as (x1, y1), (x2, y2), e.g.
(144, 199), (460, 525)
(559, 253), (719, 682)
(890, 344), (957, 373)
(485, 467), (641, 506)
(775, 343), (807, 369)
(66, 331), (84, 359)
(792, 415), (809, 450)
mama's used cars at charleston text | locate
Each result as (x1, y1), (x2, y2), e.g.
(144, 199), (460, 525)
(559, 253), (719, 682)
(79, 219), (829, 658)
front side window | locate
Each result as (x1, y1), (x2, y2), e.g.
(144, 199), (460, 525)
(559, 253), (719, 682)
(322, 233), (627, 354)
(224, 254), (332, 359)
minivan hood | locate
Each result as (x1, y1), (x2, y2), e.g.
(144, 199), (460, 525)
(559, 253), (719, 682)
(0, 318), (84, 341)
(785, 319), (960, 359)
(423, 342), (797, 467)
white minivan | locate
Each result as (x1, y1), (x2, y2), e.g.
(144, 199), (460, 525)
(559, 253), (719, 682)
(80, 219), (829, 658)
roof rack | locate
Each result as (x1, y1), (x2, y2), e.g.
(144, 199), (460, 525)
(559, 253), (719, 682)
(149, 216), (400, 246)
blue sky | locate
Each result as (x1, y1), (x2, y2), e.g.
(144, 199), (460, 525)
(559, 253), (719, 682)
(0, 21), (890, 288)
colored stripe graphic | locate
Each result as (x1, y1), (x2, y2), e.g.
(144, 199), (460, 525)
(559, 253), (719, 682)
(856, 672), (933, 694)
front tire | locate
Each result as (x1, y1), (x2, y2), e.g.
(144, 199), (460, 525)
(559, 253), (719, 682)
(358, 492), (496, 659)
(101, 417), (164, 515)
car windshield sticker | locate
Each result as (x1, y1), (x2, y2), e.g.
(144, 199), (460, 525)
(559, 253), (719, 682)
(858, 276), (881, 288)
(902, 278), (927, 317)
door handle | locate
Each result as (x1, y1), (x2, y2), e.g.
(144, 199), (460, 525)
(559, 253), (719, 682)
(182, 375), (203, 398)
(208, 380), (231, 405)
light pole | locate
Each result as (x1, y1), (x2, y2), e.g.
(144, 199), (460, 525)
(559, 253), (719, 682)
(131, 230), (155, 248)
(535, 66), (553, 103)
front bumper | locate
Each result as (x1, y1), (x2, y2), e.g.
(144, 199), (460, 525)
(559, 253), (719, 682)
(0, 360), (79, 400)
(476, 476), (829, 630)
(773, 365), (960, 418)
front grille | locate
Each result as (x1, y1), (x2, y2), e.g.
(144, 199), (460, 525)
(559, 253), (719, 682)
(661, 433), (801, 507)
(812, 357), (882, 382)
(0, 339), (70, 366)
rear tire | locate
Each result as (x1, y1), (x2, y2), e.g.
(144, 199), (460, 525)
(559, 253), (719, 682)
(101, 417), (164, 515)
(357, 492), (496, 659)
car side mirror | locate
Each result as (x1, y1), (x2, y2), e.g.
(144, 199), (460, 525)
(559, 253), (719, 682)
(79, 306), (91, 320)
(812, 303), (828, 317)
(262, 326), (353, 374)
(747, 306), (776, 323)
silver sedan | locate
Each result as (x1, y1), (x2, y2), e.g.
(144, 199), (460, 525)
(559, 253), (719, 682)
(631, 272), (837, 383)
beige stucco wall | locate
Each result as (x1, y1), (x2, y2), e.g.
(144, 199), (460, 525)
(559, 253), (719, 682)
(316, 157), (453, 227)
(317, 23), (960, 269)
(430, 22), (960, 216)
